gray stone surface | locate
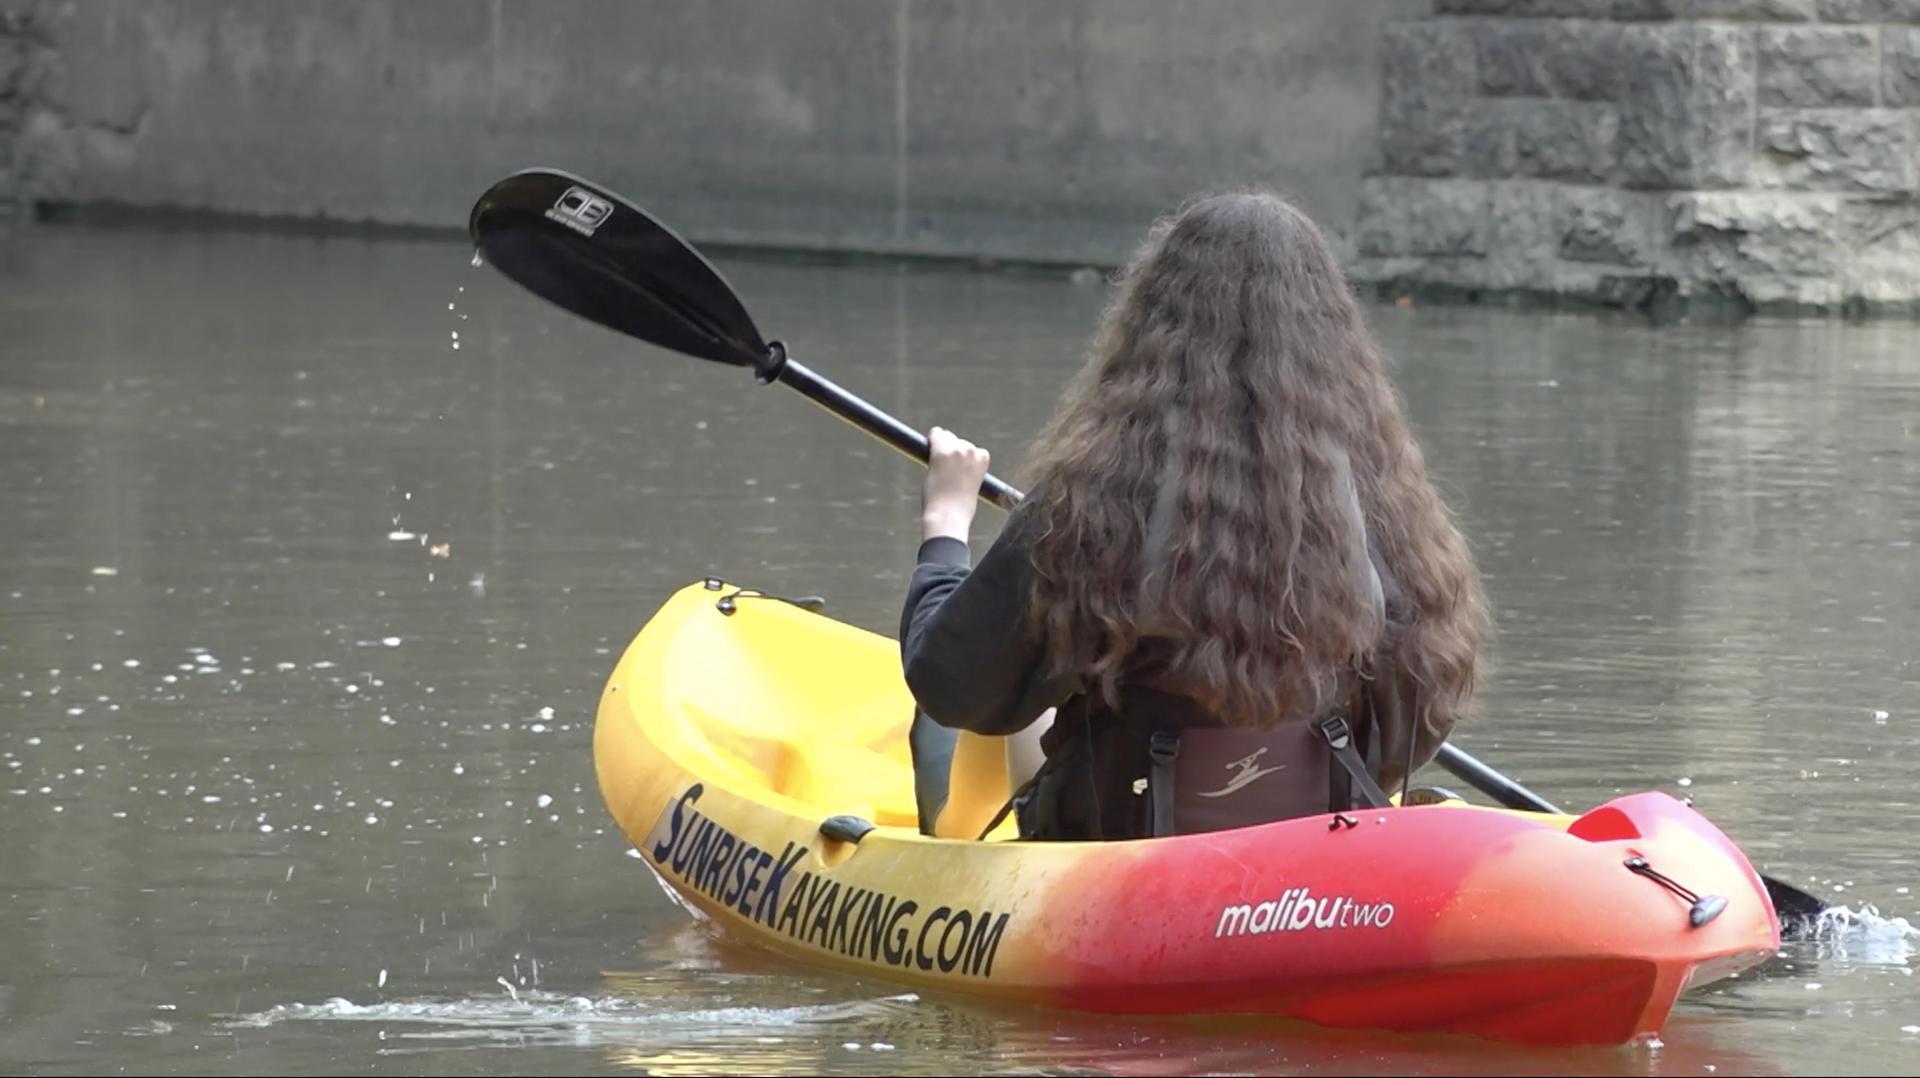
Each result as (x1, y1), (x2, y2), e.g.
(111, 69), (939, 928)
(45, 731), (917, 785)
(1757, 109), (1918, 192)
(1683, 0), (1817, 17)
(1380, 97), (1489, 179)
(1669, 190), (1849, 304)
(1377, 20), (1481, 178)
(1355, 2), (1919, 313)
(1434, 0), (1683, 17)
(1476, 20), (1625, 100)
(1813, 0), (1920, 21)
(1558, 186), (1662, 264)
(1884, 27), (1920, 106)
(1355, 177), (1492, 258)
(1759, 27), (1878, 108)
(1616, 23), (1756, 189)
(1509, 100), (1621, 182)
(1843, 199), (1920, 303)
(1483, 180), (1561, 285)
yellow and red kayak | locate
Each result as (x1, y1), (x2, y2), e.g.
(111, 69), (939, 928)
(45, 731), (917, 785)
(594, 579), (1782, 1045)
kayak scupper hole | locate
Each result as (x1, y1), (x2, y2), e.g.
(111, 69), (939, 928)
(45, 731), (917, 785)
(818, 815), (875, 867)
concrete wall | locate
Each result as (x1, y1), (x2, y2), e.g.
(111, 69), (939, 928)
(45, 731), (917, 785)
(0, 0), (1422, 263)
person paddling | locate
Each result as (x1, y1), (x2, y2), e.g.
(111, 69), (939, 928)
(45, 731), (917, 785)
(901, 188), (1489, 841)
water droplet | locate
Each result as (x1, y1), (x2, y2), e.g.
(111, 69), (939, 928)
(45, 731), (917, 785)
(537, 794), (553, 808)
(382, 637), (401, 648)
(470, 252), (484, 268)
(91, 567), (118, 576)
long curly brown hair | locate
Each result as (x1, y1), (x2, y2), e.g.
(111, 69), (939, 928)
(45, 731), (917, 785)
(1020, 189), (1487, 732)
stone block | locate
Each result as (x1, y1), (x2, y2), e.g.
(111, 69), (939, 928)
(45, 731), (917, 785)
(1669, 190), (1847, 280)
(1378, 23), (1484, 177)
(1384, 21), (1477, 104)
(1759, 27), (1877, 107)
(1884, 28), (1920, 106)
(1842, 199), (1920, 303)
(1812, 0), (1920, 21)
(1616, 24), (1756, 188)
(1757, 109), (1917, 193)
(1558, 186), (1662, 264)
(1380, 97), (1510, 178)
(1508, 100), (1620, 182)
(1483, 180), (1562, 286)
(1354, 177), (1493, 258)
(1476, 21), (1625, 100)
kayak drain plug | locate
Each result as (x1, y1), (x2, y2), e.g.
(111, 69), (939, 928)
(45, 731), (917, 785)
(1625, 856), (1727, 928)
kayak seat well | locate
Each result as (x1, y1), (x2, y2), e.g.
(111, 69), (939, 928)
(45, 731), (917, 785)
(662, 598), (923, 829)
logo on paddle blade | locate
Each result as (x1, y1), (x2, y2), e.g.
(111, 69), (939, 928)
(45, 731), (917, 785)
(545, 186), (614, 237)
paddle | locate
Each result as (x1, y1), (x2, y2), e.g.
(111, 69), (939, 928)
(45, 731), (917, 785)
(466, 169), (1020, 511)
(467, 168), (1830, 934)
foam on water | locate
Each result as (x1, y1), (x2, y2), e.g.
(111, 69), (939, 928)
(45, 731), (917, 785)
(1799, 904), (1919, 966)
(226, 988), (923, 1048)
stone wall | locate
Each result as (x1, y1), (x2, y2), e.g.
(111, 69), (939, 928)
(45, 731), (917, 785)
(1352, 0), (1920, 314)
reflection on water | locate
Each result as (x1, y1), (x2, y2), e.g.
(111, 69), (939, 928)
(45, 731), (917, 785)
(1, 225), (1917, 1075)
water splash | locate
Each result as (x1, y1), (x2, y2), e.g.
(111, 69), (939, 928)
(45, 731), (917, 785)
(1798, 904), (1918, 965)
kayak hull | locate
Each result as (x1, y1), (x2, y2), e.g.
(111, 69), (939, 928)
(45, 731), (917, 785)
(595, 580), (1781, 1045)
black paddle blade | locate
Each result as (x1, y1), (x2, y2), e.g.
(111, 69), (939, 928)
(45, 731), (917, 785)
(468, 169), (771, 370)
(1767, 877), (1831, 939)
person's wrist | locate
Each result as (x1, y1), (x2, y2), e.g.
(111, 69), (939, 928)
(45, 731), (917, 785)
(920, 506), (974, 542)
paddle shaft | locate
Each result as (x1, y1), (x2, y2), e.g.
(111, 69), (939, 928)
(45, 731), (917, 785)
(1432, 744), (1563, 813)
(771, 351), (1024, 512)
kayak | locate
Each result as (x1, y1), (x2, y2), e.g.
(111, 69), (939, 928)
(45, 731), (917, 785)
(593, 579), (1782, 1046)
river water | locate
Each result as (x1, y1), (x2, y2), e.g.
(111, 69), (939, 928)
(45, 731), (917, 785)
(2, 225), (1915, 1075)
